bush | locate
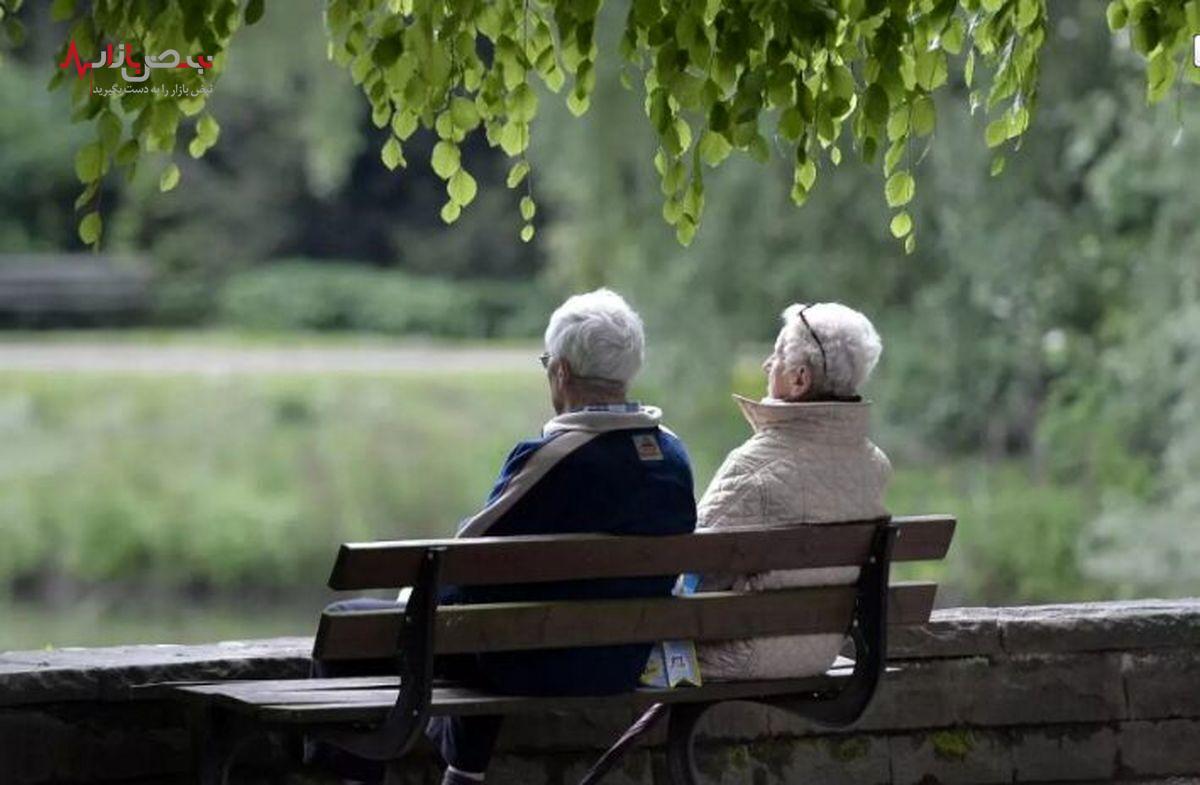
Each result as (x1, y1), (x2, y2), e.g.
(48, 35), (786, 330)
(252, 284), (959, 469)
(217, 260), (549, 338)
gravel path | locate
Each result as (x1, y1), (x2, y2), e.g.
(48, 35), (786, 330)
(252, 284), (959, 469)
(0, 342), (537, 374)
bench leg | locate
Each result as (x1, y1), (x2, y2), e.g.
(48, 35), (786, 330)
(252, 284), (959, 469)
(664, 703), (710, 785)
(189, 705), (273, 785)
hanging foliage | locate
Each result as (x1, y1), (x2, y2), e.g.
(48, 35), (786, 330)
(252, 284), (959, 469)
(0, 0), (1195, 251)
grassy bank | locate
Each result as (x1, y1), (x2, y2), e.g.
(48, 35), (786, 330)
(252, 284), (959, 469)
(0, 355), (1125, 650)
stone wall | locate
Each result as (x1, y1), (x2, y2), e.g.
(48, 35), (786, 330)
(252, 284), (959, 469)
(2, 599), (1198, 784)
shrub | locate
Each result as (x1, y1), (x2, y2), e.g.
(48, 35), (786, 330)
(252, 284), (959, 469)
(216, 260), (548, 338)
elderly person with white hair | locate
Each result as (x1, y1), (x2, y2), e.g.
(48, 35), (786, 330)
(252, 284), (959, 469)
(309, 288), (697, 785)
(692, 301), (891, 681)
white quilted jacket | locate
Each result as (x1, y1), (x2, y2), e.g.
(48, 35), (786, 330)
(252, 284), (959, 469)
(695, 394), (892, 681)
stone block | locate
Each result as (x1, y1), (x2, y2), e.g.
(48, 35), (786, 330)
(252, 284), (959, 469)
(0, 637), (312, 706)
(1118, 720), (1200, 777)
(0, 703), (188, 785)
(955, 653), (1126, 727)
(890, 607), (1004, 660)
(998, 601), (1200, 655)
(1123, 651), (1200, 720)
(1010, 724), (1118, 781)
(889, 728), (1013, 785)
(694, 735), (890, 785)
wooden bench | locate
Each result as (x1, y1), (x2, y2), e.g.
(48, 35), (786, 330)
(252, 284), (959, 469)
(0, 254), (151, 326)
(149, 514), (955, 784)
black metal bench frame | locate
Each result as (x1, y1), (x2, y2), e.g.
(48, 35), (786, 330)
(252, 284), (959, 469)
(177, 520), (900, 785)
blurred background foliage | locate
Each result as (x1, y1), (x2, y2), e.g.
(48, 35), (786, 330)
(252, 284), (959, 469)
(0, 0), (1197, 646)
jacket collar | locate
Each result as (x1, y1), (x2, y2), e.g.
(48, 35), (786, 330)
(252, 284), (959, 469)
(732, 393), (872, 443)
(543, 402), (664, 436)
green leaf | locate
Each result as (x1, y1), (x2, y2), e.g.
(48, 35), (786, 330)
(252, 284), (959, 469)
(990, 154), (1006, 176)
(509, 83), (539, 122)
(887, 108), (909, 141)
(74, 142), (103, 183)
(381, 137), (406, 170)
(697, 130), (732, 166)
(499, 122), (529, 156)
(159, 163), (181, 192)
(520, 195), (536, 221)
(197, 114), (220, 145)
(864, 84), (889, 126)
(431, 141), (461, 179)
(911, 95), (936, 136)
(779, 107), (805, 142)
(450, 97), (480, 131)
(447, 169), (477, 206)
(115, 139), (139, 167)
(50, 0), (75, 22)
(245, 0), (265, 25)
(1015, 0), (1039, 31)
(391, 111), (418, 141)
(506, 161), (530, 188)
(520, 223), (536, 242)
(1106, 0), (1128, 30)
(941, 17), (965, 54)
(440, 201), (461, 224)
(98, 112), (122, 155)
(1130, 6), (1160, 55)
(795, 159), (817, 191)
(914, 50), (948, 91)
(372, 33), (403, 67)
(904, 234), (916, 254)
(73, 181), (98, 210)
(884, 138), (906, 176)
(985, 118), (1008, 148)
(78, 211), (102, 244)
(890, 211), (913, 238)
(885, 171), (915, 207)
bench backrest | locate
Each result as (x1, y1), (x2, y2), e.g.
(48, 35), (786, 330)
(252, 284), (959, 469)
(314, 515), (955, 661)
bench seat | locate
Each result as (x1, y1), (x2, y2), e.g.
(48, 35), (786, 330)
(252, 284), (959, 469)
(148, 660), (874, 723)
(146, 515), (955, 784)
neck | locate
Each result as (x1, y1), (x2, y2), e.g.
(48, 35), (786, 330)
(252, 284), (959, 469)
(561, 383), (628, 412)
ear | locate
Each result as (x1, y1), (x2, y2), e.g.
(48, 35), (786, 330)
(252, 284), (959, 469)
(790, 365), (813, 400)
(555, 357), (573, 384)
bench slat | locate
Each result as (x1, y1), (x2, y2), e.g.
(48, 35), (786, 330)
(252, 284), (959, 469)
(314, 581), (937, 660)
(328, 515), (955, 591)
(165, 666), (867, 723)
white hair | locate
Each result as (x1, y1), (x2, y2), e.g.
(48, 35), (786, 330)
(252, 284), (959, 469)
(544, 288), (645, 384)
(778, 302), (882, 397)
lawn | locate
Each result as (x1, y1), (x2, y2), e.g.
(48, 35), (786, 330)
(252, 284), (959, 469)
(0, 339), (1119, 649)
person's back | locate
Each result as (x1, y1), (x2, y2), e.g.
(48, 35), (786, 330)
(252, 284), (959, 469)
(427, 288), (696, 785)
(693, 302), (891, 681)
(449, 405), (696, 694)
(695, 394), (890, 680)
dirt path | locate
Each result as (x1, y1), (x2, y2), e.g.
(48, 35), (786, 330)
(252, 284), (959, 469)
(0, 341), (537, 374)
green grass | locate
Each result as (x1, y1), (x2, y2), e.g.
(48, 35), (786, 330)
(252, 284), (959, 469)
(0, 348), (1125, 650)
(0, 369), (551, 592)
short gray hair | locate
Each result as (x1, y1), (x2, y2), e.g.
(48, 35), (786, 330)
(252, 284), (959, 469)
(778, 302), (882, 397)
(544, 288), (645, 384)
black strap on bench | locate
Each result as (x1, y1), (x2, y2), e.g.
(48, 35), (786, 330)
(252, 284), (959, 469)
(309, 546), (444, 762)
(579, 519), (898, 785)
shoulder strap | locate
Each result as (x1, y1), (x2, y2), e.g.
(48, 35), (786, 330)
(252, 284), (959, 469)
(456, 430), (601, 538)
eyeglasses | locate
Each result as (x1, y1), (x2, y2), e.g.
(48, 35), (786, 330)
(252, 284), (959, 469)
(796, 304), (828, 381)
(538, 351), (551, 369)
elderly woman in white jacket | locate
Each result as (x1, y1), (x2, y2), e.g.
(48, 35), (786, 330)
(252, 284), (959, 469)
(695, 301), (891, 681)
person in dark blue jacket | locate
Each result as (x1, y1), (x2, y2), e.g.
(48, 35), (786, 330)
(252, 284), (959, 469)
(310, 288), (697, 785)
